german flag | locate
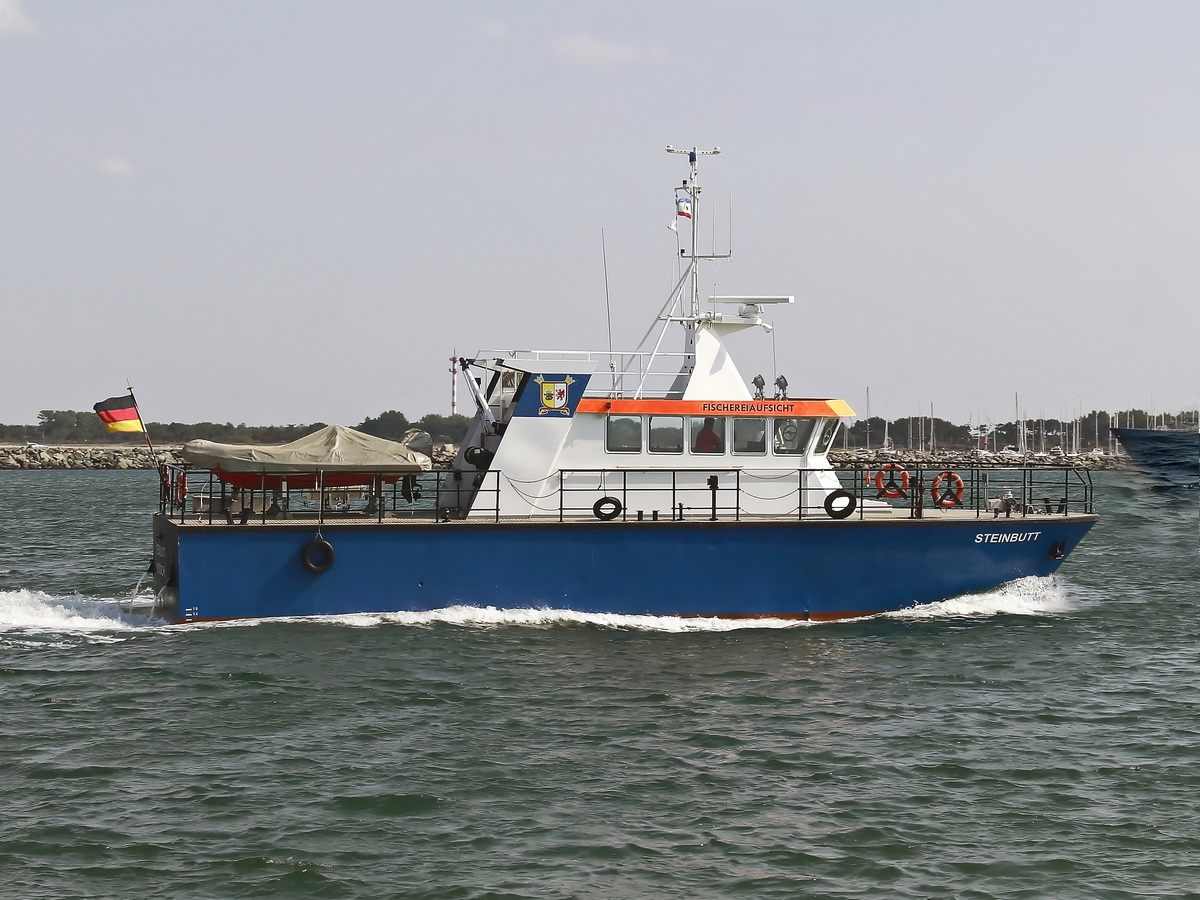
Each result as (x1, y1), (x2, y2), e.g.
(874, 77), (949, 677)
(93, 393), (144, 433)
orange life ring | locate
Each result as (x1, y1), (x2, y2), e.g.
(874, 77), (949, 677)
(931, 470), (964, 507)
(173, 472), (188, 506)
(874, 464), (909, 499)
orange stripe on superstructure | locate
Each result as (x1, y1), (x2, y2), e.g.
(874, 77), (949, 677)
(576, 398), (855, 417)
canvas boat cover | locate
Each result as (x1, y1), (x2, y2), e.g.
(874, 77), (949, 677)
(181, 424), (432, 473)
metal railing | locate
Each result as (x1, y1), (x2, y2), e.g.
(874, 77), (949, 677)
(471, 347), (692, 399)
(843, 463), (1095, 520)
(160, 466), (448, 525)
(159, 462), (1094, 525)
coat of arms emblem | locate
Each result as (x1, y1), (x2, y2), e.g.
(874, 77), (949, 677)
(535, 375), (575, 415)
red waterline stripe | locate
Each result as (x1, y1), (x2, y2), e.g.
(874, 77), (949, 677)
(176, 611), (881, 624)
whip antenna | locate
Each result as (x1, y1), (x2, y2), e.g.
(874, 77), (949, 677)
(601, 228), (616, 394)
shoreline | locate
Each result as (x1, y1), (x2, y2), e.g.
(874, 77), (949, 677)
(0, 443), (1127, 471)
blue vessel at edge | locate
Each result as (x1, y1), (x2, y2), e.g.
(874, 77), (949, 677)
(1112, 426), (1199, 488)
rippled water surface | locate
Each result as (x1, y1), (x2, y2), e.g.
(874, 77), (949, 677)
(0, 470), (1197, 898)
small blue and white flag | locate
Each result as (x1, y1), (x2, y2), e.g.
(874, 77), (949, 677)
(675, 197), (692, 219)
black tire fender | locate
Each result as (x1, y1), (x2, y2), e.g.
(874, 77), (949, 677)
(593, 497), (622, 521)
(824, 489), (857, 520)
(301, 537), (335, 574)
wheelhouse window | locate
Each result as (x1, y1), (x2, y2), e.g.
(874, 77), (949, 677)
(689, 417), (725, 454)
(732, 418), (767, 454)
(606, 415), (642, 453)
(772, 417), (817, 455)
(649, 416), (684, 453)
(814, 418), (840, 454)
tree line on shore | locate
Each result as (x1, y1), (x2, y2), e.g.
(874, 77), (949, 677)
(2, 406), (1194, 451)
(0, 410), (473, 446)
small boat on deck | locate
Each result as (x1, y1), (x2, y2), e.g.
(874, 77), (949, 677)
(149, 147), (1098, 624)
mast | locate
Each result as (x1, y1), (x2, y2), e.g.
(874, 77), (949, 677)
(665, 145), (721, 369)
(124, 386), (160, 472)
(1015, 393), (1025, 455)
(865, 386), (870, 450)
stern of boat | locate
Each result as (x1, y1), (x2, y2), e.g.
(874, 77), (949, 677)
(151, 512), (180, 622)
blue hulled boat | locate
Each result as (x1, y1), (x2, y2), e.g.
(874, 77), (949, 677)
(150, 148), (1097, 624)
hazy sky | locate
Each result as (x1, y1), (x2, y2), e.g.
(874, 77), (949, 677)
(2, 0), (1196, 428)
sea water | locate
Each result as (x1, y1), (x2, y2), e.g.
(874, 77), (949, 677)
(0, 469), (1196, 899)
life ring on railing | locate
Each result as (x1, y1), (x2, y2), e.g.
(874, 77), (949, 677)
(301, 537), (335, 574)
(592, 496), (623, 521)
(874, 464), (909, 499)
(824, 489), (857, 520)
(931, 470), (965, 507)
(173, 472), (188, 506)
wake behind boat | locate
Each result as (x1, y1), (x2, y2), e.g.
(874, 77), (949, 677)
(149, 147), (1098, 624)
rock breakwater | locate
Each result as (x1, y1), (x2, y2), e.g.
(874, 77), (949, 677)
(828, 450), (1126, 470)
(0, 443), (461, 470)
(0, 444), (181, 470)
(0, 444), (1122, 471)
